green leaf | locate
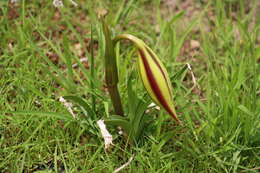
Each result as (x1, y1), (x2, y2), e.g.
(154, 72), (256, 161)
(5, 111), (74, 121)
(127, 72), (139, 121)
(63, 96), (96, 119)
(171, 64), (188, 81)
(104, 115), (131, 134)
(130, 94), (151, 142)
(238, 105), (253, 116)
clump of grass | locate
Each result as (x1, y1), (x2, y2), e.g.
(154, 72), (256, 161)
(0, 0), (259, 172)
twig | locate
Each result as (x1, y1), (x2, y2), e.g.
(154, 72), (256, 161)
(72, 57), (88, 68)
(240, 167), (260, 173)
(69, 0), (78, 7)
(114, 155), (134, 173)
(97, 120), (113, 150)
(59, 96), (76, 118)
(186, 63), (200, 89)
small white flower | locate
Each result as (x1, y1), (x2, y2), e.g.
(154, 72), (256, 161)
(10, 0), (19, 3)
(53, 0), (64, 8)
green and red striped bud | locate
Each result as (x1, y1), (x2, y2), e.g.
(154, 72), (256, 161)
(114, 34), (180, 123)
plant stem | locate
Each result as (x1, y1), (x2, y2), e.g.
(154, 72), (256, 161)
(107, 85), (124, 116)
(90, 24), (96, 112)
(102, 17), (124, 116)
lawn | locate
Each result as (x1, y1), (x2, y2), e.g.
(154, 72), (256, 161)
(0, 0), (259, 172)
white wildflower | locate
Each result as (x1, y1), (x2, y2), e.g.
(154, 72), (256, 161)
(10, 0), (19, 3)
(53, 0), (64, 8)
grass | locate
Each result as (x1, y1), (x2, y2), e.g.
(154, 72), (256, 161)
(0, 0), (259, 172)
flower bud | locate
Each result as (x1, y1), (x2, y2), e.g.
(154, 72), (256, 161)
(114, 34), (180, 123)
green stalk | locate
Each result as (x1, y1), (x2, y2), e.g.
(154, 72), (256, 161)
(90, 24), (96, 112)
(102, 18), (124, 116)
